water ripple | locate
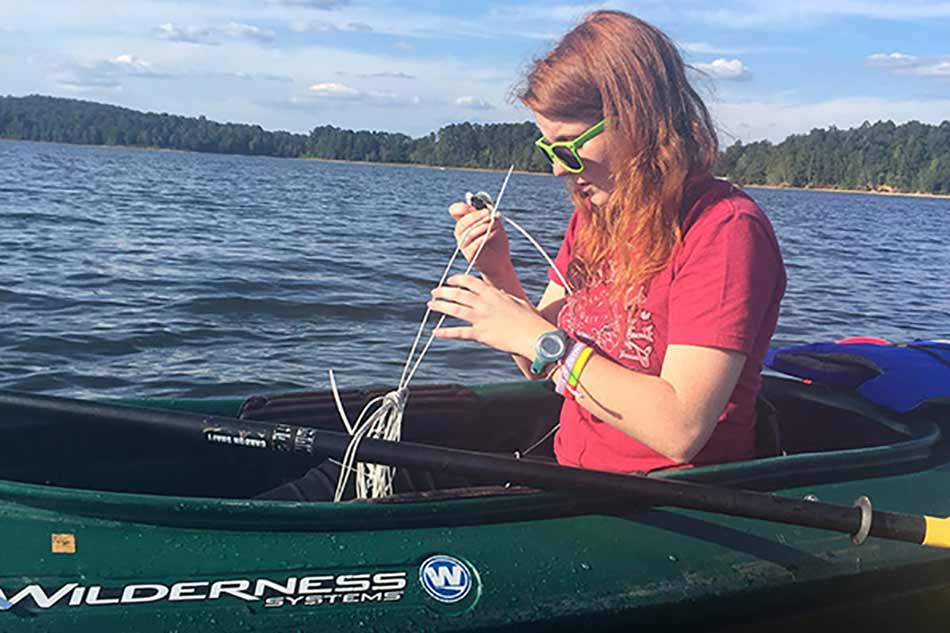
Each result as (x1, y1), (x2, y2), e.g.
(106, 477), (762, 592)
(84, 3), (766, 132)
(1, 139), (948, 398)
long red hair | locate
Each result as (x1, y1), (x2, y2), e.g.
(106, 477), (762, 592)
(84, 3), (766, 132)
(519, 11), (718, 307)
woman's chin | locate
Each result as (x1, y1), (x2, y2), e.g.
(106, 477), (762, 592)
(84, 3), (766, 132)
(588, 191), (609, 208)
(572, 184), (609, 209)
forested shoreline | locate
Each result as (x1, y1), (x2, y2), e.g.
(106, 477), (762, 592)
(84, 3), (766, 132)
(2, 94), (948, 194)
(719, 121), (950, 195)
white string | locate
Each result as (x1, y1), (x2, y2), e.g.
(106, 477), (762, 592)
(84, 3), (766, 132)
(332, 168), (514, 501)
(400, 168), (513, 386)
(331, 165), (571, 501)
(501, 215), (572, 292)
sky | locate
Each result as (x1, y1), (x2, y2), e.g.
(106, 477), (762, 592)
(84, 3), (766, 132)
(1, 0), (949, 145)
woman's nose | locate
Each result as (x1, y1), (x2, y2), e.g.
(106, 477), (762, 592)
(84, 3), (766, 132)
(551, 161), (569, 177)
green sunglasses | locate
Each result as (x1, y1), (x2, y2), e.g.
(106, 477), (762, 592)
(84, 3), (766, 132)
(535, 118), (606, 173)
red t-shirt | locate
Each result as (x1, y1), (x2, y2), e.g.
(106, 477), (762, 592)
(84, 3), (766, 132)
(548, 175), (786, 472)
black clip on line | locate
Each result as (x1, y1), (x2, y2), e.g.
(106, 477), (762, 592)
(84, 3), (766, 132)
(465, 191), (494, 211)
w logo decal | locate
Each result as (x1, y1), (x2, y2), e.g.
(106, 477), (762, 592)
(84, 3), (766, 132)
(419, 555), (473, 603)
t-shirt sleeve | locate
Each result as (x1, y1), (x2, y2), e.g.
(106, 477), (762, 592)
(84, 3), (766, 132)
(548, 208), (582, 287)
(667, 202), (784, 355)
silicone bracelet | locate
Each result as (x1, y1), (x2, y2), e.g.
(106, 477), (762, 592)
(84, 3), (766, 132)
(567, 346), (595, 388)
(556, 341), (585, 396)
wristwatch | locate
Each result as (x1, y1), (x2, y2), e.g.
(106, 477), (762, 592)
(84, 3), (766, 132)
(530, 329), (569, 375)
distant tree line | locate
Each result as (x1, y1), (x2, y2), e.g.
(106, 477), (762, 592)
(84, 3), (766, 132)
(716, 120), (950, 194)
(2, 95), (948, 193)
(0, 95), (308, 157)
(0, 95), (549, 171)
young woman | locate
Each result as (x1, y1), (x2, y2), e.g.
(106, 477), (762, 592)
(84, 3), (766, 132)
(429, 10), (786, 473)
(260, 10), (785, 500)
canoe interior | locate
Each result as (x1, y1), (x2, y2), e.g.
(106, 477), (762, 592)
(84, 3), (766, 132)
(0, 376), (944, 503)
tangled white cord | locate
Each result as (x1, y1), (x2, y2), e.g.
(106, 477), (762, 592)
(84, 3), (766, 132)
(331, 165), (572, 501)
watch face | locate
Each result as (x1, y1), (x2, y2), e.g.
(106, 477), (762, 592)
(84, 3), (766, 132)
(539, 334), (566, 359)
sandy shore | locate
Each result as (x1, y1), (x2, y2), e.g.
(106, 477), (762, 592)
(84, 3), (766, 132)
(742, 183), (950, 200)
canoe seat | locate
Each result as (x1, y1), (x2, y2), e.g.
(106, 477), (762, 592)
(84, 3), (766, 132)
(760, 379), (911, 455)
(754, 393), (783, 458)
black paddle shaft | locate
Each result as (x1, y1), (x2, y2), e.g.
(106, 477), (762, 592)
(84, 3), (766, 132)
(0, 390), (928, 546)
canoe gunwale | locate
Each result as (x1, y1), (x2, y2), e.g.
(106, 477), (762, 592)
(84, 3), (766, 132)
(0, 375), (945, 531)
(0, 380), (944, 532)
(0, 420), (941, 532)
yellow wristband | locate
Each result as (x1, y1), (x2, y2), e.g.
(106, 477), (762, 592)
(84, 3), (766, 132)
(567, 346), (595, 388)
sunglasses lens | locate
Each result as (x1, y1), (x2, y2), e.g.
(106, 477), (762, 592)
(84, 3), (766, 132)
(552, 146), (583, 171)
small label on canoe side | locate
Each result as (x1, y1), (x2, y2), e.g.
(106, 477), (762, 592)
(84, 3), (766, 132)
(204, 427), (268, 449)
(51, 533), (76, 554)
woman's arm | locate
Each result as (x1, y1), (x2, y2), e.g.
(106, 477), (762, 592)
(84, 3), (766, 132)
(429, 274), (746, 464)
(563, 344), (745, 463)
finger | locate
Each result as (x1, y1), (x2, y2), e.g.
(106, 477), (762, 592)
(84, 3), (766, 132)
(430, 286), (476, 307)
(461, 223), (495, 249)
(427, 298), (475, 322)
(464, 229), (504, 255)
(448, 202), (476, 220)
(446, 274), (486, 293)
(455, 209), (491, 236)
(433, 326), (476, 340)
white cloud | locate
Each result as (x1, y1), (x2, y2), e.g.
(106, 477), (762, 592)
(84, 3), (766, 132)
(110, 54), (152, 72)
(154, 23), (217, 44)
(289, 19), (372, 33)
(56, 53), (170, 90)
(681, 42), (742, 55)
(866, 52), (919, 68)
(307, 82), (420, 106)
(289, 19), (337, 32)
(355, 71), (416, 80)
(53, 51), (295, 94)
(221, 22), (276, 42)
(309, 81), (360, 97)
(680, 41), (805, 56)
(692, 58), (752, 81)
(455, 96), (493, 110)
(867, 52), (950, 77)
(154, 22), (275, 45)
(222, 71), (294, 83)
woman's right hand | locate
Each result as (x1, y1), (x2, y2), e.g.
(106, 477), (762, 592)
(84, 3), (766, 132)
(448, 202), (511, 277)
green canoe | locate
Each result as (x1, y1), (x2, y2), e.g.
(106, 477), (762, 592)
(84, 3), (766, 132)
(2, 374), (950, 632)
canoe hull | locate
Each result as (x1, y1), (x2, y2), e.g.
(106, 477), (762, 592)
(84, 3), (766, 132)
(2, 376), (950, 631)
(4, 470), (950, 631)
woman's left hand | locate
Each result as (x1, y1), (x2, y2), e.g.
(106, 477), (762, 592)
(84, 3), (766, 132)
(429, 274), (553, 358)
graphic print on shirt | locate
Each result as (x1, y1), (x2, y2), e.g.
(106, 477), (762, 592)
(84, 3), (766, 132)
(620, 309), (655, 369)
(558, 285), (657, 372)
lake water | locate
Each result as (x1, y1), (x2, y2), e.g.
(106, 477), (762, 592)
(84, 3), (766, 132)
(2, 139), (948, 398)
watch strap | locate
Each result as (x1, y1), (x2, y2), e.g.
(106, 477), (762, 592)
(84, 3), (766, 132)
(530, 328), (568, 375)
